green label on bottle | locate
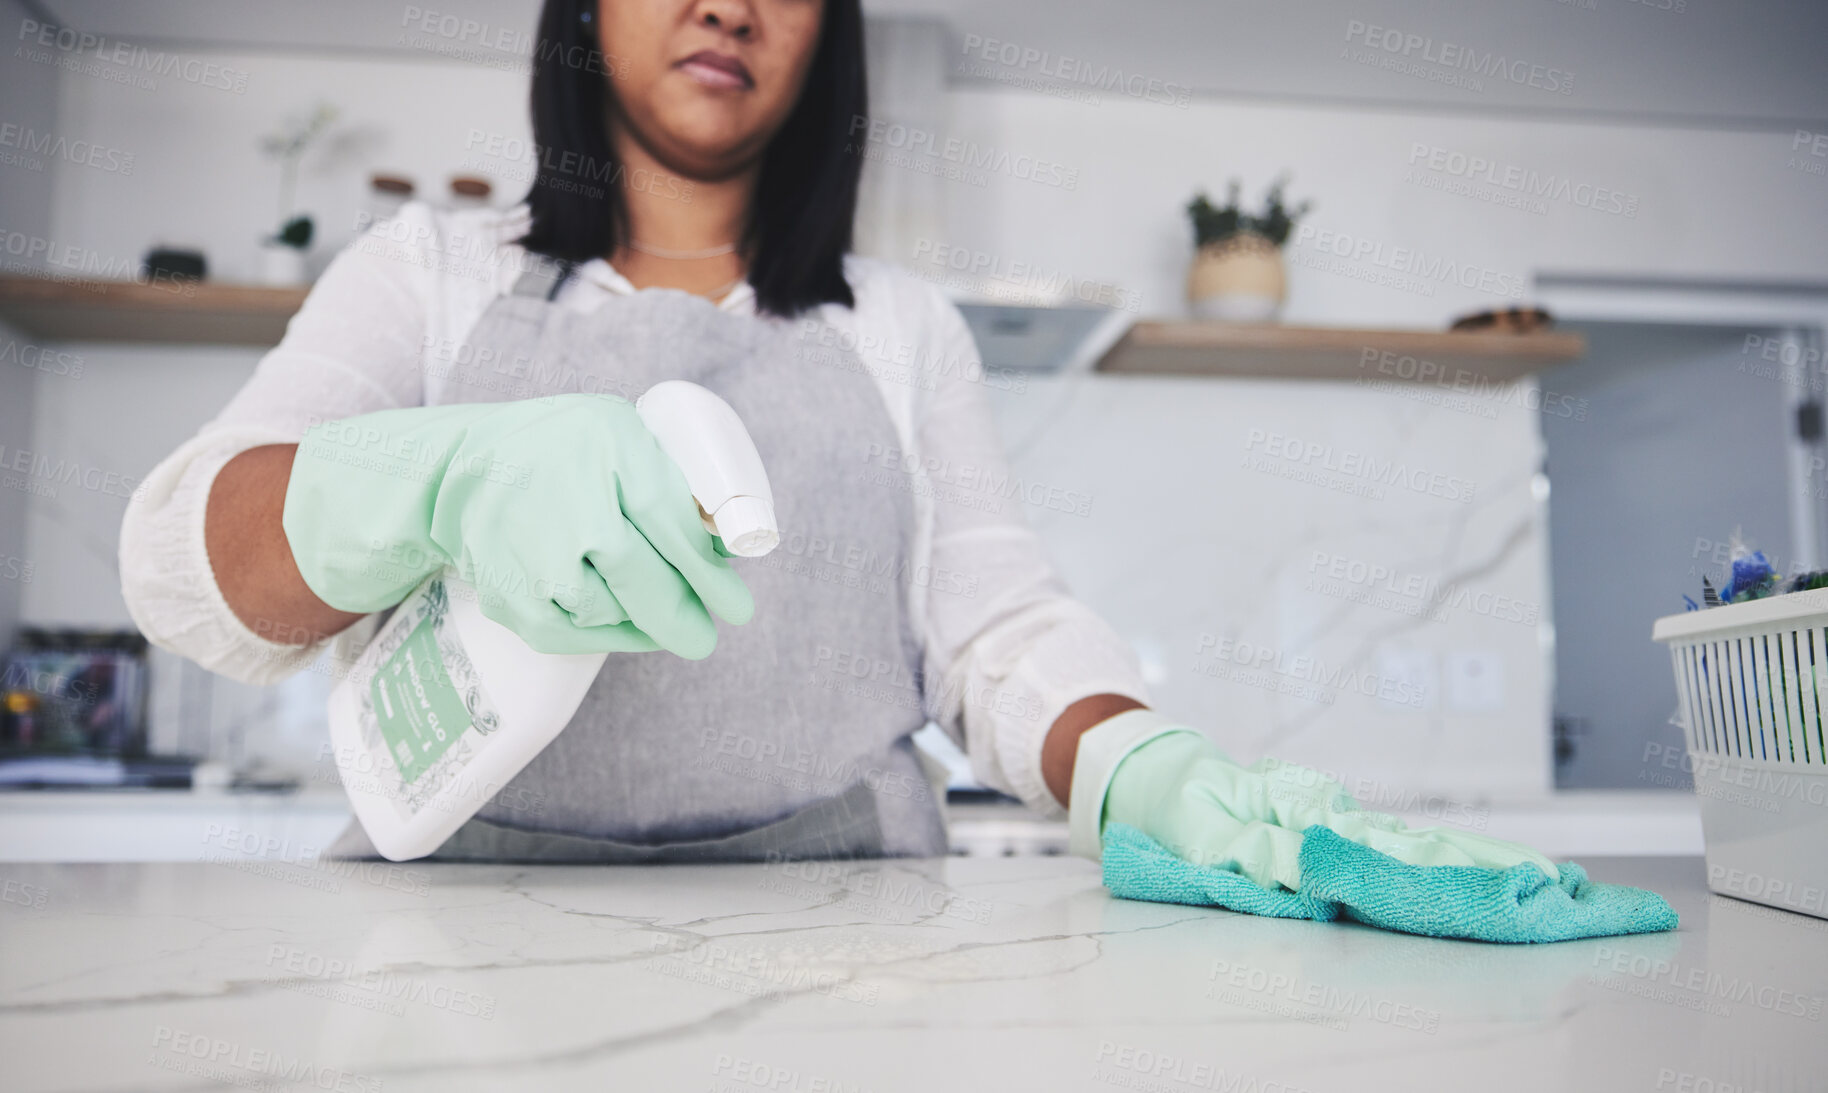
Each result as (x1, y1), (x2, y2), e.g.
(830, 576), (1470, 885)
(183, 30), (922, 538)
(370, 611), (471, 785)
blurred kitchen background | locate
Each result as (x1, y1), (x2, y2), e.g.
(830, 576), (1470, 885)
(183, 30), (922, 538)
(2, 0), (1825, 858)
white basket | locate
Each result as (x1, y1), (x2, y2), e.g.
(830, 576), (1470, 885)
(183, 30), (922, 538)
(1652, 589), (1828, 920)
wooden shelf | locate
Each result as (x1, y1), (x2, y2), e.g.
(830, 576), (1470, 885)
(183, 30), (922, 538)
(0, 275), (1591, 380)
(1096, 321), (1585, 383)
(0, 274), (307, 346)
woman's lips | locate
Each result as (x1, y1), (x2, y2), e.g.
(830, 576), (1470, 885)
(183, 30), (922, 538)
(676, 50), (753, 90)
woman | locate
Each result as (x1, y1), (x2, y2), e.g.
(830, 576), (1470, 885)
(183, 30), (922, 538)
(120, 0), (1639, 938)
(123, 0), (1152, 861)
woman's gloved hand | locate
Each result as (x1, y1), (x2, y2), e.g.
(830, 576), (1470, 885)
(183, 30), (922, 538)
(1069, 711), (1678, 942)
(1067, 711), (1557, 888)
(281, 394), (754, 658)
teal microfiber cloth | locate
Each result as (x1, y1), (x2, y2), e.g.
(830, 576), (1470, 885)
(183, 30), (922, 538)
(1101, 822), (1678, 943)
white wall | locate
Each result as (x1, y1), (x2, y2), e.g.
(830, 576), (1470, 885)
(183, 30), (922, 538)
(43, 52), (529, 284)
(924, 89), (1827, 326)
(0, 317), (40, 645)
(0, 0), (61, 643)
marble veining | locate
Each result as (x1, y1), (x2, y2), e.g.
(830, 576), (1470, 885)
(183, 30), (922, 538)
(1, 855), (1823, 1091)
(992, 374), (1556, 801)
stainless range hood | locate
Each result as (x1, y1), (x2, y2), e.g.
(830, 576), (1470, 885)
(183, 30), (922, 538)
(956, 302), (1134, 374)
(856, 19), (1133, 376)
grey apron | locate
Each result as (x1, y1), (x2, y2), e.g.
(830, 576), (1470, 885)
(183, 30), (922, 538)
(326, 260), (945, 862)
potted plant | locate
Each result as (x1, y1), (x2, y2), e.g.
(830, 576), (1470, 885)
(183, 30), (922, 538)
(1185, 178), (1311, 322)
(257, 103), (336, 285)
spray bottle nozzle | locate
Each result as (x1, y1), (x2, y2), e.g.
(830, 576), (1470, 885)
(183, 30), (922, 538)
(636, 382), (779, 558)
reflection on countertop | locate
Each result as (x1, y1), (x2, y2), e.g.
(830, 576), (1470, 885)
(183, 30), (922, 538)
(0, 787), (1705, 861)
(1, 854), (1822, 1092)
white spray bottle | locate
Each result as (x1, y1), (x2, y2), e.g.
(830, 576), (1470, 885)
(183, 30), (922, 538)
(325, 382), (778, 861)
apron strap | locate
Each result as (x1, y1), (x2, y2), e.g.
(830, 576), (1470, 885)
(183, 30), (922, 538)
(509, 256), (576, 301)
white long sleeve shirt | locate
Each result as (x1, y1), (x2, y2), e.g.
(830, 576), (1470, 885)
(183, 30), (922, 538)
(117, 202), (1148, 816)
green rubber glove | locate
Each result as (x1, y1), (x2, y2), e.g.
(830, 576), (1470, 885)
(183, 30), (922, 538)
(281, 394), (754, 658)
(1068, 711), (1559, 891)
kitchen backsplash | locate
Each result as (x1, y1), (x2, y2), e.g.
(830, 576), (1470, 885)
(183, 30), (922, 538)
(986, 371), (1552, 801)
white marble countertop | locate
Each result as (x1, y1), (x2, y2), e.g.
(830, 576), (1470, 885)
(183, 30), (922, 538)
(2, 855), (1822, 1092)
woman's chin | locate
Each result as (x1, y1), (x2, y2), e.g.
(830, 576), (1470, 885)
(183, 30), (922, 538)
(647, 125), (771, 180)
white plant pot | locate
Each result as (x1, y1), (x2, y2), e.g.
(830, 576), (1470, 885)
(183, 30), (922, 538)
(1186, 233), (1287, 324)
(1190, 293), (1283, 323)
(258, 243), (307, 286)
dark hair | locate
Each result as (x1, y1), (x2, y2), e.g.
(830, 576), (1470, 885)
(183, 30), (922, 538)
(518, 0), (866, 316)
